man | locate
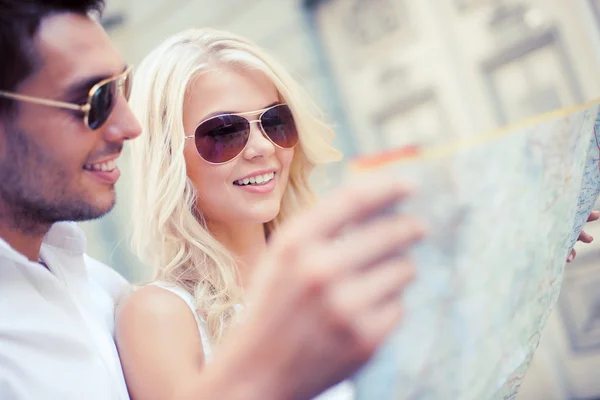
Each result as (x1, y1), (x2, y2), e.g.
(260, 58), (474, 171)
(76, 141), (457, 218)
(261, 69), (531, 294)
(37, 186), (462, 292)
(0, 1), (425, 399)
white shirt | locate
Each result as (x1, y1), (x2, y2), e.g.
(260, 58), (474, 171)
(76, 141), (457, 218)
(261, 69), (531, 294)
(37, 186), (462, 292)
(150, 281), (355, 400)
(0, 222), (130, 400)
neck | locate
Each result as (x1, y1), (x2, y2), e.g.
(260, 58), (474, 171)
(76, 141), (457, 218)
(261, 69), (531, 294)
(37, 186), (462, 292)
(207, 220), (268, 288)
(0, 202), (50, 262)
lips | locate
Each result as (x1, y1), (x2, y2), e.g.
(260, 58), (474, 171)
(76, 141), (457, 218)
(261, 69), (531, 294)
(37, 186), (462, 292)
(83, 158), (117, 172)
(82, 156), (121, 185)
(234, 171), (276, 186)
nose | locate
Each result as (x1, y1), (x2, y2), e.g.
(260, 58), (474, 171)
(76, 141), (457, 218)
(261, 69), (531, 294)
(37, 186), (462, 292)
(101, 95), (142, 143)
(242, 120), (275, 160)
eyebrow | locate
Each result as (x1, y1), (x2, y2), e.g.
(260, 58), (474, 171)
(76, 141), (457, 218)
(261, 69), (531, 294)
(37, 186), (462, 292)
(63, 65), (128, 101)
(200, 101), (281, 122)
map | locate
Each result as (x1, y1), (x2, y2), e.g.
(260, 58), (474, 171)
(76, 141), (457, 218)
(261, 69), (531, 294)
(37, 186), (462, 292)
(350, 102), (600, 399)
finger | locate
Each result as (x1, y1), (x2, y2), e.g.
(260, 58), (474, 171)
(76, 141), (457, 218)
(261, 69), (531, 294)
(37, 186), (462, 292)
(567, 249), (575, 263)
(284, 177), (416, 241)
(331, 258), (416, 313)
(578, 230), (594, 243)
(328, 215), (425, 273)
(354, 299), (404, 353)
(588, 210), (600, 222)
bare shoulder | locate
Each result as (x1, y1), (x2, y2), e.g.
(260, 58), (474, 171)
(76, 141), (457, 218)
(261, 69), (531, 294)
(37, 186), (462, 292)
(116, 284), (198, 332)
(116, 285), (205, 400)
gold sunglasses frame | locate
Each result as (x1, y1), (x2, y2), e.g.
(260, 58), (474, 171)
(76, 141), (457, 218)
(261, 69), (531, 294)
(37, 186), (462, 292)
(0, 65), (133, 130)
(185, 103), (298, 165)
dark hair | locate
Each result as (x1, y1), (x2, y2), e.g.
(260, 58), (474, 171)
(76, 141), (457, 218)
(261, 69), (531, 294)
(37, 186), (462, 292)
(0, 0), (105, 111)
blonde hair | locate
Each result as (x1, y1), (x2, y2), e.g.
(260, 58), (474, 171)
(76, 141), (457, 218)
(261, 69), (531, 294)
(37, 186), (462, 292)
(128, 28), (342, 342)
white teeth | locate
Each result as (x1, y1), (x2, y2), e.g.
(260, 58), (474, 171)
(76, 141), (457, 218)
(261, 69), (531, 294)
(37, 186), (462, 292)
(235, 172), (275, 186)
(84, 159), (117, 172)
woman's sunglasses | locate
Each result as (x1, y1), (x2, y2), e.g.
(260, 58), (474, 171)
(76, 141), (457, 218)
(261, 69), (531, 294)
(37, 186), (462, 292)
(185, 103), (299, 164)
(0, 65), (132, 130)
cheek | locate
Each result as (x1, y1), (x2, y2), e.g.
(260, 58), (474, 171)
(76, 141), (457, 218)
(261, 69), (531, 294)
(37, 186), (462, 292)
(21, 129), (89, 177)
(275, 148), (295, 193)
(184, 147), (235, 204)
(185, 149), (211, 198)
(278, 148), (295, 172)
(22, 103), (81, 139)
(20, 107), (93, 167)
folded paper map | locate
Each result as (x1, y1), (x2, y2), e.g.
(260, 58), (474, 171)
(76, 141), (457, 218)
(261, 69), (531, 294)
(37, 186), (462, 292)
(351, 101), (600, 400)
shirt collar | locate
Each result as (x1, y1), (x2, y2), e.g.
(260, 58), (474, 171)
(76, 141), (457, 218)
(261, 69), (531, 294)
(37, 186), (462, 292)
(42, 221), (87, 253)
(0, 221), (86, 264)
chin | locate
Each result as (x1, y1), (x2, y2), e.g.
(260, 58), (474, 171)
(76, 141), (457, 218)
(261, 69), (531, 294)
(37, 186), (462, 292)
(95, 199), (117, 217)
(82, 190), (116, 220)
(257, 211), (281, 224)
(47, 194), (115, 223)
(248, 204), (281, 224)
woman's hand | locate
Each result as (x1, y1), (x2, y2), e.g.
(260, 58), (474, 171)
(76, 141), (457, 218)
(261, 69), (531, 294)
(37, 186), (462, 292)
(568, 210), (600, 262)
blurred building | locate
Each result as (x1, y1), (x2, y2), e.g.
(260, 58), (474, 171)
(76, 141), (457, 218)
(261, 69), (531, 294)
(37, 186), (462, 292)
(80, 0), (600, 398)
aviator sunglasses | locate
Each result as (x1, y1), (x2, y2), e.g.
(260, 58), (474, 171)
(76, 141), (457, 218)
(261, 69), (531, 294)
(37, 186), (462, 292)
(185, 103), (299, 164)
(0, 65), (133, 130)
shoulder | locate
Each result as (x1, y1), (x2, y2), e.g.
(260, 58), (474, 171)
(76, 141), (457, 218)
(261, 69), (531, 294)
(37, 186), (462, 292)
(118, 284), (194, 319)
(115, 284), (201, 341)
(84, 254), (130, 301)
(115, 285), (207, 400)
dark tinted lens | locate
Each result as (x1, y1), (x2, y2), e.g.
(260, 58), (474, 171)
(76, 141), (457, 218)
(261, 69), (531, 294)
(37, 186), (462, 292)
(88, 81), (116, 130)
(261, 105), (298, 148)
(194, 115), (250, 163)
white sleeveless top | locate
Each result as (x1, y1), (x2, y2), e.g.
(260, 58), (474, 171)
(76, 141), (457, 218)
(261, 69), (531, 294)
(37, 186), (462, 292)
(150, 281), (355, 400)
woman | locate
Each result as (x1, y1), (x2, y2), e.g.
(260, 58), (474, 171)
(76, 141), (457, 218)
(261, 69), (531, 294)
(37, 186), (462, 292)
(116, 27), (379, 400)
(115, 26), (600, 400)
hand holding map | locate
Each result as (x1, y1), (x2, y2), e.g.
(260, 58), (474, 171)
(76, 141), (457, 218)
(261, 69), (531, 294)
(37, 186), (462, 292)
(350, 102), (600, 400)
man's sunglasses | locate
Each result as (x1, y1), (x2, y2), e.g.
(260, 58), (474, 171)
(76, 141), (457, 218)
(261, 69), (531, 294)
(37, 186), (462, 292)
(0, 65), (133, 130)
(185, 103), (299, 164)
